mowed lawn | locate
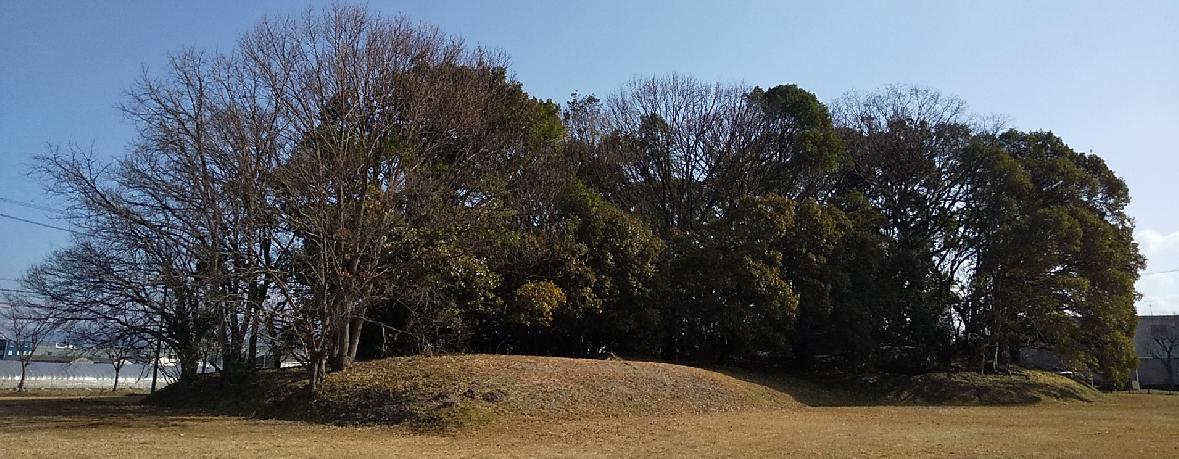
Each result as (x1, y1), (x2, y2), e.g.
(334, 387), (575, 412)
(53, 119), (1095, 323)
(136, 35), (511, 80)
(1, 393), (1176, 458)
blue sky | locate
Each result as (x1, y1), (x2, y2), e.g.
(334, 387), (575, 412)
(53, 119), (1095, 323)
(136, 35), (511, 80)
(2, 1), (1177, 312)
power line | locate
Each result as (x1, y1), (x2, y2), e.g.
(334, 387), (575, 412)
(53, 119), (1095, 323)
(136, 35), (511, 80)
(1143, 269), (1179, 276)
(0, 197), (61, 214)
(0, 211), (80, 235)
(0, 287), (36, 295)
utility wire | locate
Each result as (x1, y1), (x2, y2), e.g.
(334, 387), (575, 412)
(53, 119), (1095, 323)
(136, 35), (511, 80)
(0, 197), (61, 214)
(0, 287), (36, 295)
(0, 211), (80, 235)
(1143, 269), (1179, 276)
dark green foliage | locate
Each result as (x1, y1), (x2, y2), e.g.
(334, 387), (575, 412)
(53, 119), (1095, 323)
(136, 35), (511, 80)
(959, 131), (1144, 384)
(402, 82), (1141, 383)
(747, 85), (846, 199)
(666, 195), (800, 361)
(549, 183), (664, 353)
(463, 182), (664, 356)
(778, 200), (852, 368)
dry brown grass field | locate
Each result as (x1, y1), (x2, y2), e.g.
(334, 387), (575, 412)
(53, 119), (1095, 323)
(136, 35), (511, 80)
(2, 373), (1178, 457)
(0, 356), (1169, 457)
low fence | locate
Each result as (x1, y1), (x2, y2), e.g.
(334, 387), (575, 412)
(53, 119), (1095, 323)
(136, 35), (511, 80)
(0, 360), (176, 390)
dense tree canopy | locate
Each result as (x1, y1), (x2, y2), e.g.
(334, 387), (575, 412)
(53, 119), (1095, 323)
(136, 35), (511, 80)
(18, 5), (1145, 394)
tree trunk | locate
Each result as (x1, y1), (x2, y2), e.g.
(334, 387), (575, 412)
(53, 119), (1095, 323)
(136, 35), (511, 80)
(248, 315), (259, 368)
(112, 365), (122, 391)
(978, 337), (987, 374)
(177, 345), (201, 380)
(1165, 356), (1175, 391)
(151, 339), (161, 393)
(661, 310), (680, 362)
(990, 339), (1001, 373)
(347, 318), (363, 362)
(377, 325), (387, 359)
(329, 316), (355, 372)
(220, 315), (243, 377)
(987, 310), (1003, 374)
(1007, 340), (1022, 366)
(329, 333), (346, 372)
(17, 361), (28, 392)
(308, 353), (326, 399)
(218, 304), (232, 373)
(247, 279), (265, 368)
(266, 316), (285, 369)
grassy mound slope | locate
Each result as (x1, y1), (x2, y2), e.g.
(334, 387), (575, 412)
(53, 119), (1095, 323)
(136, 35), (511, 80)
(146, 356), (1097, 430)
(875, 369), (1100, 405)
(148, 354), (801, 429)
(708, 366), (1098, 407)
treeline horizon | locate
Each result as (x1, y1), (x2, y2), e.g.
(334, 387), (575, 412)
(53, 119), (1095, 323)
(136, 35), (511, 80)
(8, 5), (1143, 394)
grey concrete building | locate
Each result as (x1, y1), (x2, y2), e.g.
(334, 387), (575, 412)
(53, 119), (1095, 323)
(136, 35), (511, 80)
(1133, 315), (1179, 389)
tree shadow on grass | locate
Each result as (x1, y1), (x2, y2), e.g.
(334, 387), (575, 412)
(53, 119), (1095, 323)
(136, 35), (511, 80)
(0, 396), (227, 433)
(705, 366), (882, 407)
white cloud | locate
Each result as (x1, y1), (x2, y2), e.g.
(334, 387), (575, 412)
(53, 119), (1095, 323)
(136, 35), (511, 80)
(1139, 293), (1179, 316)
(1136, 229), (1179, 315)
(1137, 229), (1179, 265)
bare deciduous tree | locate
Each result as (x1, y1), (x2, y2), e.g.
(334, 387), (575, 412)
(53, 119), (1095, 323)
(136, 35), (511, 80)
(239, 5), (557, 392)
(66, 319), (149, 391)
(598, 75), (762, 233)
(0, 299), (60, 392)
(26, 5), (562, 398)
